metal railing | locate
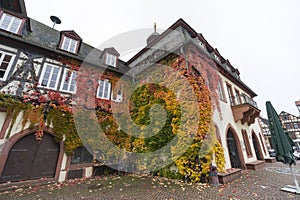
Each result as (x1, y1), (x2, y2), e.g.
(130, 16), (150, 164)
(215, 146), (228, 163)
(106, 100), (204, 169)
(229, 94), (258, 108)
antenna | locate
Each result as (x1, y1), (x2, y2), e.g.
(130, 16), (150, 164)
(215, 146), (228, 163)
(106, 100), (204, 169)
(50, 16), (61, 29)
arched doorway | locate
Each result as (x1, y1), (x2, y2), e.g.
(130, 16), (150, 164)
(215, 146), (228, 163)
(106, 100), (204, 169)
(252, 132), (263, 160)
(227, 129), (242, 168)
(0, 132), (60, 183)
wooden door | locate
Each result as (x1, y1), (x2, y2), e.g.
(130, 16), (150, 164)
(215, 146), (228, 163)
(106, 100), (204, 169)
(0, 133), (60, 183)
(252, 133), (262, 160)
(227, 130), (242, 168)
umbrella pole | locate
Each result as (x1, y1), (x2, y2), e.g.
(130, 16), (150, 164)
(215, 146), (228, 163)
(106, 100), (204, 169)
(290, 164), (300, 192)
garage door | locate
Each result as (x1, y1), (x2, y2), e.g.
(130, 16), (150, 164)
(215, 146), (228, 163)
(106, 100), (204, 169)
(0, 133), (60, 183)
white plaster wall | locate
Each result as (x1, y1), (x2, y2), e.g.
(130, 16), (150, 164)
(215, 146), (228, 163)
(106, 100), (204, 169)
(0, 44), (18, 53)
(57, 153), (69, 182)
(6, 111), (25, 138)
(85, 167), (93, 178)
(0, 112), (6, 133)
(212, 74), (266, 169)
(0, 112), (7, 147)
(45, 58), (63, 66)
(58, 171), (67, 183)
(60, 153), (68, 170)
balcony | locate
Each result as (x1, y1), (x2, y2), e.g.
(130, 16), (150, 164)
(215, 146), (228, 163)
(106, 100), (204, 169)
(230, 94), (260, 125)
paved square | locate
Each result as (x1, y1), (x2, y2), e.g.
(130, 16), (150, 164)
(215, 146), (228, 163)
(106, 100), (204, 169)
(1, 162), (300, 199)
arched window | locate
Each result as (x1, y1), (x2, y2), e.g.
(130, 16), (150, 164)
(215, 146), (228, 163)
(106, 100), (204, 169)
(241, 130), (253, 157)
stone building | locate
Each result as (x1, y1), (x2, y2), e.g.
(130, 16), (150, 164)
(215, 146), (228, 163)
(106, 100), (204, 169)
(0, 0), (268, 186)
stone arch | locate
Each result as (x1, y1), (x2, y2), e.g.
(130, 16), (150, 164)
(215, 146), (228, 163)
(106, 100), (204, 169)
(225, 124), (246, 169)
(0, 126), (64, 183)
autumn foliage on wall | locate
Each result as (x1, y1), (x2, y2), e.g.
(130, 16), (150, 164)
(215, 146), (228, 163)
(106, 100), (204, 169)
(0, 43), (226, 182)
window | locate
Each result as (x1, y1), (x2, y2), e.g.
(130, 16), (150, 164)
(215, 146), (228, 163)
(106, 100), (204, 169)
(226, 83), (235, 106)
(242, 130), (253, 157)
(0, 51), (15, 81)
(214, 53), (220, 62)
(97, 79), (111, 99)
(286, 123), (291, 130)
(61, 36), (78, 53)
(217, 80), (225, 101)
(70, 146), (93, 165)
(259, 133), (267, 155)
(0, 12), (23, 34)
(111, 89), (123, 102)
(105, 53), (117, 67)
(235, 89), (241, 105)
(199, 41), (205, 49)
(39, 63), (61, 89)
(294, 123), (299, 129)
(60, 69), (77, 93)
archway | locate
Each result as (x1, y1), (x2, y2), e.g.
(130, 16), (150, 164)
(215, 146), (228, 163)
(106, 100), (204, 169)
(0, 132), (60, 183)
(252, 132), (263, 160)
(227, 129), (242, 168)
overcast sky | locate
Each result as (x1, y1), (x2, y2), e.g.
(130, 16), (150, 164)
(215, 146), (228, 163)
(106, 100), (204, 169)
(25, 0), (300, 117)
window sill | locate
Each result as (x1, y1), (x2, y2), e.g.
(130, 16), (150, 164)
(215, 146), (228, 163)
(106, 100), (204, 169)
(56, 47), (79, 56)
(69, 162), (94, 170)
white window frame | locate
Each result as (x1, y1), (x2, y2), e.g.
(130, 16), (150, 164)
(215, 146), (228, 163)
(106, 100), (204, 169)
(97, 79), (111, 100)
(61, 36), (78, 53)
(199, 41), (205, 49)
(111, 89), (123, 102)
(39, 63), (62, 90)
(214, 53), (220, 62)
(217, 80), (225, 101)
(0, 12), (23, 34)
(0, 50), (15, 81)
(60, 68), (77, 93)
(105, 53), (117, 67)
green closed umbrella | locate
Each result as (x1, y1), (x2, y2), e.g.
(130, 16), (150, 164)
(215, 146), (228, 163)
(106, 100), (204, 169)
(266, 101), (299, 193)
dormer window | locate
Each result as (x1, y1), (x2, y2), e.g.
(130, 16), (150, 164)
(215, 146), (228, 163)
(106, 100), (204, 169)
(61, 36), (78, 53)
(102, 47), (120, 68)
(59, 31), (82, 54)
(105, 53), (117, 67)
(214, 53), (220, 62)
(199, 41), (205, 49)
(0, 12), (24, 34)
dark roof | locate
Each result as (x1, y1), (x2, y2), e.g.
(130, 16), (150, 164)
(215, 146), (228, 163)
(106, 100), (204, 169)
(25, 19), (95, 59)
(0, 0), (27, 17)
(0, 17), (129, 74)
(259, 117), (269, 124)
(102, 47), (120, 57)
(60, 30), (82, 41)
(126, 18), (197, 65)
(279, 111), (299, 118)
(126, 18), (258, 97)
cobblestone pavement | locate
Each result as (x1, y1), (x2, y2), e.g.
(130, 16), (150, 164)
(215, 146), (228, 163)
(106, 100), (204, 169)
(1, 162), (300, 200)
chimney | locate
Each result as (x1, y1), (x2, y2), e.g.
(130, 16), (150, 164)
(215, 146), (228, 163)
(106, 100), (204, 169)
(295, 100), (300, 116)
